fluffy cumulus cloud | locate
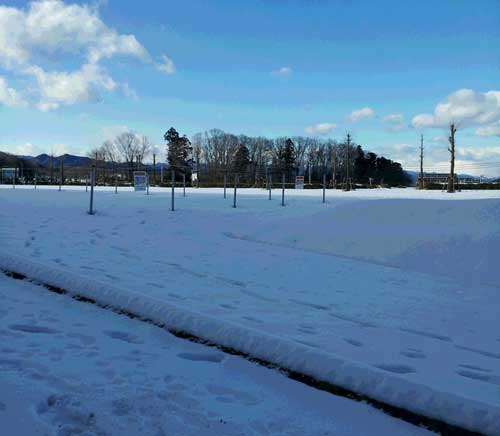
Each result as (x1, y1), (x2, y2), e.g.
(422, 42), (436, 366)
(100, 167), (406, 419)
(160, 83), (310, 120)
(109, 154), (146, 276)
(382, 113), (406, 132)
(25, 63), (117, 111)
(348, 107), (375, 122)
(270, 67), (292, 78)
(0, 0), (172, 110)
(411, 89), (500, 135)
(304, 123), (336, 135)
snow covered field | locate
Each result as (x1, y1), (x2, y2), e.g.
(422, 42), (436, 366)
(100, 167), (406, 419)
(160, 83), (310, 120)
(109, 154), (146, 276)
(1, 185), (500, 435)
(1, 274), (435, 435)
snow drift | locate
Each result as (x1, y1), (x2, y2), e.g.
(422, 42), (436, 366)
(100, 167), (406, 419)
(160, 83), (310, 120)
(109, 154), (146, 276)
(1, 252), (499, 436)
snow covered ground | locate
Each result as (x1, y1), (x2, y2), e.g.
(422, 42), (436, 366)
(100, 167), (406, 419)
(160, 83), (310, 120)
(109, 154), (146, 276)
(1, 185), (500, 434)
(0, 273), (434, 436)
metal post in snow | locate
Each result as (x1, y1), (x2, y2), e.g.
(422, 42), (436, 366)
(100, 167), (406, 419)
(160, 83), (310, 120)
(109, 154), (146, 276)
(233, 174), (238, 208)
(268, 173), (272, 200)
(223, 172), (227, 199)
(183, 173), (186, 197)
(322, 173), (326, 204)
(115, 173), (118, 194)
(171, 170), (175, 211)
(146, 175), (150, 196)
(281, 173), (285, 206)
(59, 160), (63, 191)
(34, 173), (37, 190)
(88, 166), (96, 215)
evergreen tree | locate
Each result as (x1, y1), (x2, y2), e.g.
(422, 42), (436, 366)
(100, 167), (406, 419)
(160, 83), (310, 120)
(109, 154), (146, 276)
(278, 138), (296, 176)
(353, 145), (369, 183)
(233, 144), (251, 175)
(164, 127), (192, 173)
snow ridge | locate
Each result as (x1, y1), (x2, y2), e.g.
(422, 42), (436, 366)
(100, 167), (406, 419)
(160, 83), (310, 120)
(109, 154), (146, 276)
(1, 251), (498, 436)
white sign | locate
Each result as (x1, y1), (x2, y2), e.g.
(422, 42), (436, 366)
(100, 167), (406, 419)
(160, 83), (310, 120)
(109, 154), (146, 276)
(133, 171), (148, 191)
(295, 176), (305, 189)
(191, 172), (198, 182)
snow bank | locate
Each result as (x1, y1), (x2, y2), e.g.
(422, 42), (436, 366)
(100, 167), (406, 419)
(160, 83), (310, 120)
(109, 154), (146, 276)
(249, 198), (500, 286)
(1, 252), (499, 436)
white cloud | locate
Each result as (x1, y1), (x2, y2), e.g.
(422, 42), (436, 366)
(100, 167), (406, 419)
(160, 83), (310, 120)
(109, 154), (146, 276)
(0, 76), (27, 107)
(304, 123), (336, 135)
(13, 142), (71, 156)
(99, 125), (132, 141)
(156, 54), (176, 75)
(0, 0), (168, 111)
(348, 107), (375, 122)
(25, 63), (117, 110)
(411, 89), (500, 131)
(372, 142), (500, 177)
(475, 121), (500, 137)
(270, 67), (292, 78)
(382, 113), (406, 132)
(0, 0), (149, 68)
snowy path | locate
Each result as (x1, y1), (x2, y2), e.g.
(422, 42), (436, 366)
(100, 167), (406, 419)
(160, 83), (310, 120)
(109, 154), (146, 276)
(1, 186), (500, 434)
(0, 273), (433, 436)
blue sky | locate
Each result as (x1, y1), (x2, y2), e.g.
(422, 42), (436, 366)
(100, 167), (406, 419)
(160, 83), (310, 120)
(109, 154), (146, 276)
(0, 0), (499, 174)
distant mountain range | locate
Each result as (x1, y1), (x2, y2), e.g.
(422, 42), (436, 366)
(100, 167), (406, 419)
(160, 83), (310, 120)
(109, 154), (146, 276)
(19, 153), (93, 168)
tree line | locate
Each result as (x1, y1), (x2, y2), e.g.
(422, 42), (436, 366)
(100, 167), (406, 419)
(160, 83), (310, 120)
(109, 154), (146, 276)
(1, 128), (411, 188)
(185, 128), (411, 187)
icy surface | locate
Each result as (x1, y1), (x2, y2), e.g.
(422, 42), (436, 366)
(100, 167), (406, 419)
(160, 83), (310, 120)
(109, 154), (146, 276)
(1, 186), (500, 434)
(0, 274), (433, 436)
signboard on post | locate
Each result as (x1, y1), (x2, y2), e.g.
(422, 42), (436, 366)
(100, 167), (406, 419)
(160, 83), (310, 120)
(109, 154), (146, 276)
(295, 176), (305, 189)
(133, 171), (148, 191)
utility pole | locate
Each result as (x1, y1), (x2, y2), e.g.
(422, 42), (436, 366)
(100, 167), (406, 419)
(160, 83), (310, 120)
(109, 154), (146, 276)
(344, 133), (351, 191)
(419, 134), (424, 190)
(447, 124), (457, 193)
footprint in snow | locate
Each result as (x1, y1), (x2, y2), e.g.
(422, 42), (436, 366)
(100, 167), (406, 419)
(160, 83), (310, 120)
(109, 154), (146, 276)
(9, 324), (59, 334)
(400, 350), (426, 359)
(344, 338), (363, 347)
(103, 330), (143, 344)
(177, 352), (225, 363)
(456, 370), (500, 385)
(458, 364), (491, 373)
(374, 363), (416, 374)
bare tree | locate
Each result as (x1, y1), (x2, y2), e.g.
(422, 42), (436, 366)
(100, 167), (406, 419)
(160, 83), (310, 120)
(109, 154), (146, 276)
(136, 135), (152, 170)
(114, 131), (139, 180)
